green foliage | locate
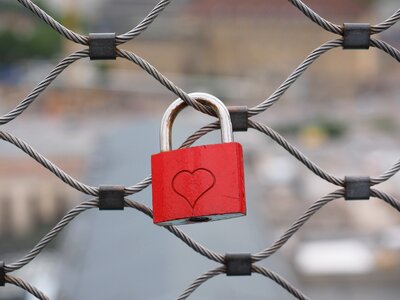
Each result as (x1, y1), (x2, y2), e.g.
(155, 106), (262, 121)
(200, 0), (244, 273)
(0, 27), (62, 64)
(0, 1), (62, 65)
(317, 119), (347, 139)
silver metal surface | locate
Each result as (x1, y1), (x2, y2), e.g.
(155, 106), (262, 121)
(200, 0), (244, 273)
(160, 92), (233, 152)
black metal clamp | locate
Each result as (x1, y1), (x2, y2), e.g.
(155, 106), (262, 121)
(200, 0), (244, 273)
(0, 261), (5, 286)
(99, 185), (125, 210)
(225, 253), (252, 276)
(343, 23), (371, 50)
(89, 33), (117, 60)
(345, 176), (370, 200)
(228, 106), (248, 132)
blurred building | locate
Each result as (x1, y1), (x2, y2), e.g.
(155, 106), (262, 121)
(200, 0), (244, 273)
(1, 1), (400, 299)
(0, 118), (92, 245)
(103, 0), (380, 104)
(0, 154), (83, 241)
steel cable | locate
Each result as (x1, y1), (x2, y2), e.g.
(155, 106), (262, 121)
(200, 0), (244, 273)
(252, 265), (310, 300)
(176, 266), (225, 300)
(370, 189), (400, 212)
(248, 120), (344, 186)
(1, 1), (400, 299)
(16, 0), (88, 45)
(248, 39), (342, 116)
(16, 0), (175, 46)
(124, 199), (225, 263)
(287, 0), (343, 34)
(0, 131), (99, 197)
(0, 121), (214, 197)
(370, 38), (400, 62)
(370, 158), (400, 185)
(371, 9), (400, 34)
(116, 0), (174, 44)
(5, 275), (49, 300)
(0, 50), (89, 126)
(253, 190), (345, 262)
(4, 200), (98, 272)
(178, 265), (309, 300)
(116, 49), (215, 115)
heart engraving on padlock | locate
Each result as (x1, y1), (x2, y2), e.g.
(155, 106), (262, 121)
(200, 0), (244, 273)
(172, 168), (216, 209)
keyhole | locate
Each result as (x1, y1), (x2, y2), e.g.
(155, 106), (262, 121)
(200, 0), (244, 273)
(189, 217), (211, 223)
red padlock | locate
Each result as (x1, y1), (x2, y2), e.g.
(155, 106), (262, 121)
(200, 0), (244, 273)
(151, 92), (246, 225)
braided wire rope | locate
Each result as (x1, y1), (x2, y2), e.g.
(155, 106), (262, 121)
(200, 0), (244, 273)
(1, 0), (400, 298)
(5, 275), (49, 300)
(371, 9), (400, 34)
(176, 266), (226, 300)
(177, 265), (312, 300)
(16, 0), (175, 46)
(15, 0), (88, 45)
(287, 0), (343, 34)
(4, 200), (98, 272)
(252, 265), (309, 300)
(0, 50), (89, 126)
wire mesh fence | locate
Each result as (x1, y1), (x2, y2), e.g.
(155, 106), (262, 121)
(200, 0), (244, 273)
(1, 0), (400, 299)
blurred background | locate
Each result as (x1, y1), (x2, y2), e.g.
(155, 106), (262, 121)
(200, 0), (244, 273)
(0, 0), (400, 299)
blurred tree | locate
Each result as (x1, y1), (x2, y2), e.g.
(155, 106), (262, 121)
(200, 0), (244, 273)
(0, 0), (62, 65)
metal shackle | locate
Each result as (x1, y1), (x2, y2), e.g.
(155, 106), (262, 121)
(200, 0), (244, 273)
(160, 92), (234, 152)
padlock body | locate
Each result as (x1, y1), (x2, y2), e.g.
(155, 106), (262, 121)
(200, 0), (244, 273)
(151, 142), (246, 225)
